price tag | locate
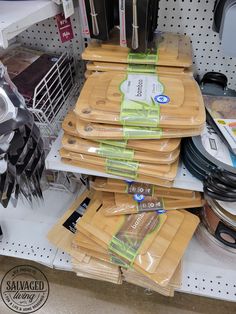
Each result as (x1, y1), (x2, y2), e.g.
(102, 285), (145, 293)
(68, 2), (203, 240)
(62, 0), (74, 19)
(56, 13), (74, 43)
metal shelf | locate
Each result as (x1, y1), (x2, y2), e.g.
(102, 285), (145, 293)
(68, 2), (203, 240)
(46, 132), (204, 192)
(0, 188), (235, 301)
(0, 0), (61, 48)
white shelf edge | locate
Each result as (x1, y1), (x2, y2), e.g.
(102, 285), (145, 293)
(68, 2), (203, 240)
(0, 1), (61, 48)
(46, 131), (203, 192)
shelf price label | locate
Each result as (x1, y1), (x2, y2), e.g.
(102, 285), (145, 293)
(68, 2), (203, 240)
(56, 13), (74, 43)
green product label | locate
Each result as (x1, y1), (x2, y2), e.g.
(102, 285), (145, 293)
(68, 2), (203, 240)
(105, 159), (139, 179)
(97, 139), (128, 148)
(128, 52), (158, 65)
(109, 212), (161, 266)
(98, 143), (134, 160)
(120, 99), (160, 127)
(119, 73), (164, 127)
(123, 126), (163, 139)
(127, 64), (156, 73)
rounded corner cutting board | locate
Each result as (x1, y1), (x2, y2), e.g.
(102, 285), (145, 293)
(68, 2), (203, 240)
(76, 118), (205, 140)
(107, 192), (203, 215)
(82, 32), (192, 68)
(59, 148), (179, 181)
(63, 111), (182, 153)
(86, 62), (193, 78)
(74, 71), (206, 129)
(61, 158), (174, 188)
(91, 177), (198, 200)
(62, 133), (180, 165)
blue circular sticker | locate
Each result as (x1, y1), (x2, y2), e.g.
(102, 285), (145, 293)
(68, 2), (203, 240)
(156, 209), (167, 214)
(154, 95), (170, 104)
(133, 194), (145, 202)
(125, 180), (134, 184)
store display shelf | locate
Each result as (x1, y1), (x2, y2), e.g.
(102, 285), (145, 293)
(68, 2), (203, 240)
(0, 188), (235, 301)
(0, 0), (61, 49)
(46, 132), (204, 192)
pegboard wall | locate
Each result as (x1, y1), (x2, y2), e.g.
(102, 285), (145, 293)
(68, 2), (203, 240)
(17, 1), (236, 88)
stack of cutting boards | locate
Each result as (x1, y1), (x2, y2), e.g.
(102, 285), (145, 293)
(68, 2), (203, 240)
(60, 31), (205, 185)
(47, 184), (200, 296)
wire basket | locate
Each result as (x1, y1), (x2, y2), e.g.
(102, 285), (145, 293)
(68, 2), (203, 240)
(28, 51), (75, 137)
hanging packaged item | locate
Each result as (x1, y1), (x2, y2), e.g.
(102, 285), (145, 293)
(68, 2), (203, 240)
(75, 196), (199, 286)
(62, 134), (180, 165)
(60, 149), (179, 181)
(63, 111), (182, 152)
(74, 72), (205, 129)
(101, 192), (203, 216)
(83, 0), (116, 41)
(82, 32), (192, 68)
(76, 118), (205, 140)
(91, 177), (199, 200)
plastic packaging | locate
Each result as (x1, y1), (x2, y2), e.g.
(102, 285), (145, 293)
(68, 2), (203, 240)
(60, 149), (179, 181)
(61, 157), (174, 187)
(76, 118), (205, 140)
(102, 192), (203, 216)
(82, 32), (192, 68)
(75, 72), (205, 129)
(75, 194), (199, 286)
(91, 177), (198, 200)
(62, 134), (180, 164)
(63, 111), (183, 150)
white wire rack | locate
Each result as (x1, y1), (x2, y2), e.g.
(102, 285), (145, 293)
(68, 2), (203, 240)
(28, 51), (74, 136)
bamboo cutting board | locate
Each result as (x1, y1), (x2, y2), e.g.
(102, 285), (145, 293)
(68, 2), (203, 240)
(75, 194), (199, 286)
(63, 111), (182, 153)
(86, 62), (190, 76)
(47, 190), (95, 255)
(106, 192), (203, 215)
(60, 149), (179, 181)
(62, 134), (180, 165)
(61, 158), (174, 187)
(76, 118), (205, 140)
(91, 177), (198, 200)
(74, 72), (205, 129)
(82, 32), (192, 68)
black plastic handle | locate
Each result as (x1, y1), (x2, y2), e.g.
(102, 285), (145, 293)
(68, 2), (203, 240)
(215, 221), (236, 248)
(201, 72), (228, 89)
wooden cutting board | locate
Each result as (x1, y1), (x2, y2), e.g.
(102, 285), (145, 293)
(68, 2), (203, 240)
(76, 118), (205, 140)
(61, 158), (174, 187)
(82, 32), (192, 68)
(60, 149), (179, 181)
(86, 61), (190, 76)
(91, 177), (198, 200)
(74, 72), (205, 129)
(108, 192), (203, 215)
(62, 134), (180, 165)
(63, 111), (182, 152)
(47, 190), (100, 261)
(75, 193), (199, 286)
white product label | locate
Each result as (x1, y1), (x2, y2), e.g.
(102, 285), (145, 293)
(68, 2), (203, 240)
(120, 74), (164, 105)
(62, 0), (74, 19)
(201, 125), (236, 167)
